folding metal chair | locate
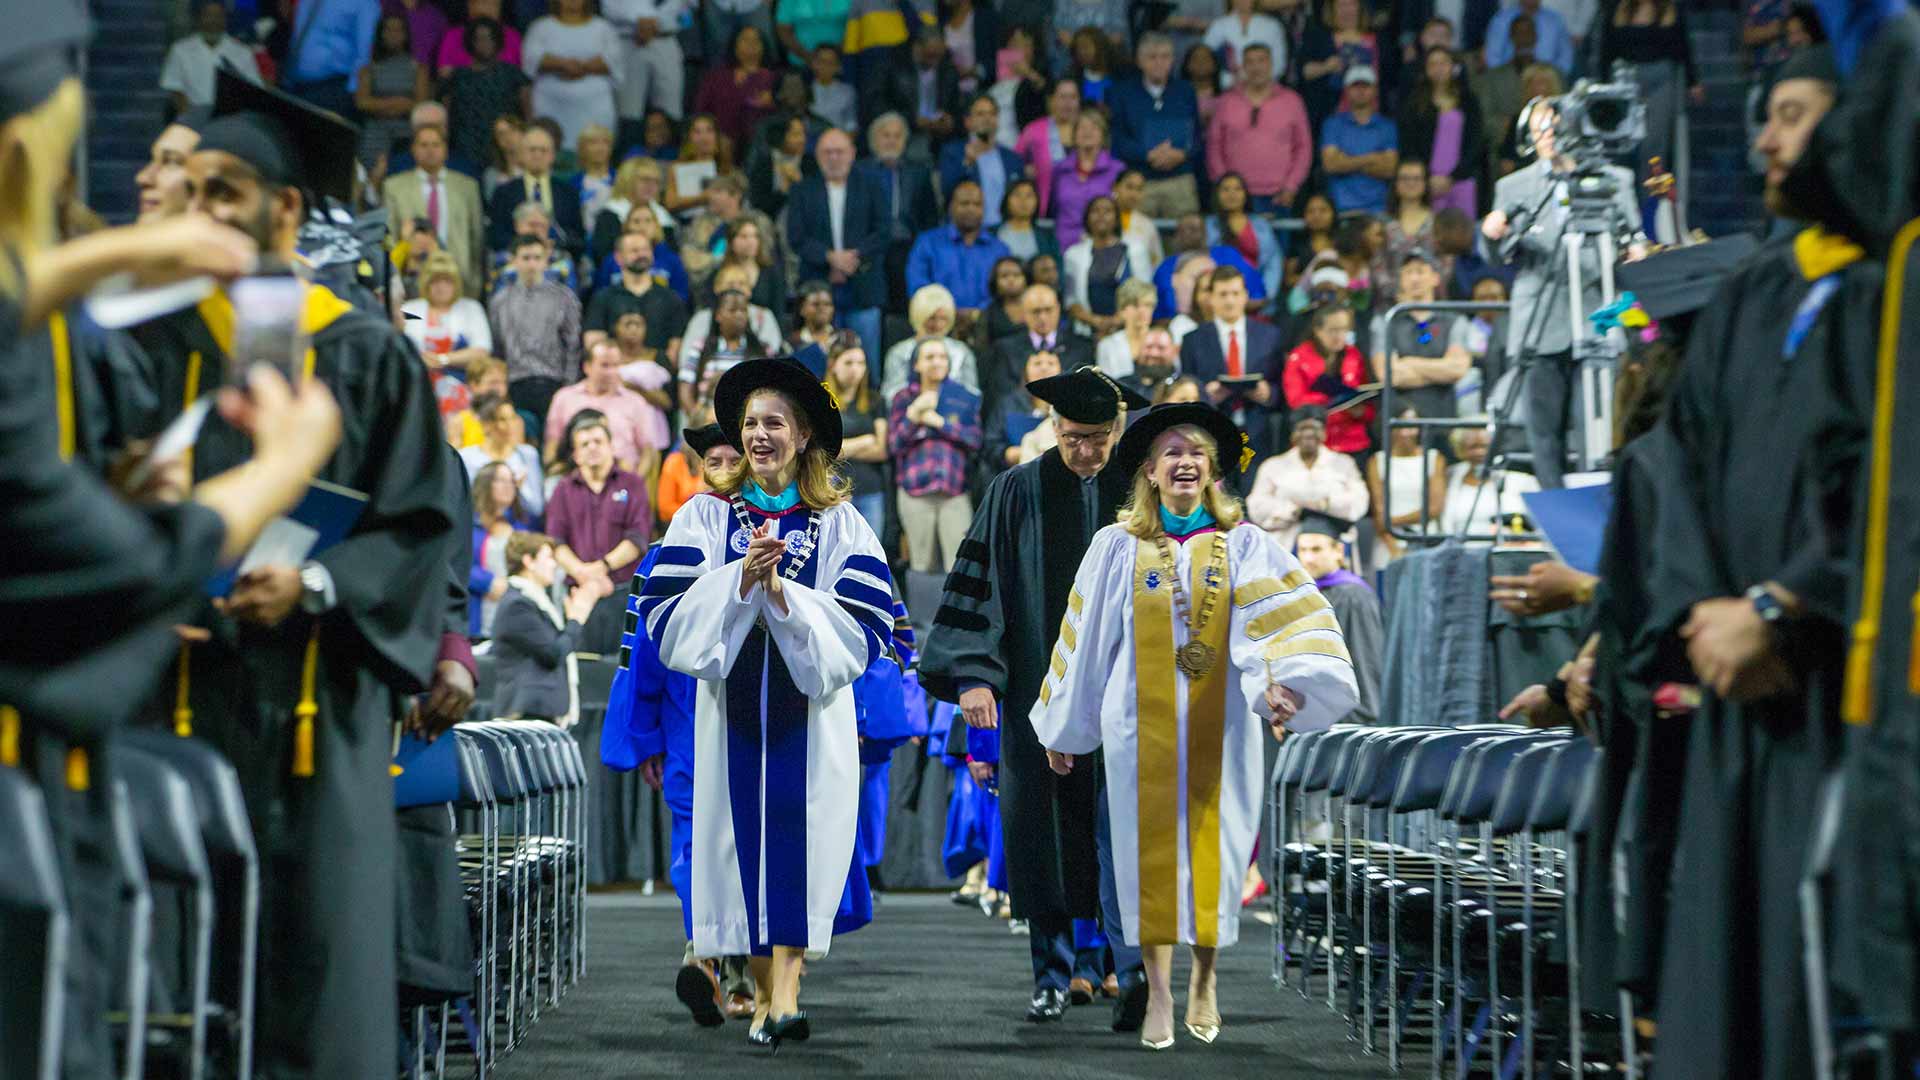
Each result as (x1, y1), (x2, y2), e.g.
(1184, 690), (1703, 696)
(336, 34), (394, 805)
(118, 730), (258, 1080)
(0, 767), (70, 1080)
(114, 747), (215, 1080)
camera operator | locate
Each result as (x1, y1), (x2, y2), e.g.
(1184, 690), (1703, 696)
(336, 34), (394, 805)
(1479, 101), (1645, 488)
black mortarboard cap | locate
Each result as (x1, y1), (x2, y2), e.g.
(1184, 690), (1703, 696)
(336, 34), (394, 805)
(198, 67), (359, 203)
(0, 0), (87, 122)
(683, 423), (728, 456)
(1777, 43), (1839, 86)
(1026, 365), (1152, 425)
(1297, 509), (1355, 539)
(1613, 233), (1760, 320)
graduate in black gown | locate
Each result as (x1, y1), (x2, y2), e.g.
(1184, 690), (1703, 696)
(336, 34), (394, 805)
(1291, 510), (1383, 725)
(919, 366), (1153, 1026)
(0, 11), (346, 1078)
(1783, 3), (1920, 1047)
(125, 71), (458, 1079)
(1608, 43), (1869, 1080)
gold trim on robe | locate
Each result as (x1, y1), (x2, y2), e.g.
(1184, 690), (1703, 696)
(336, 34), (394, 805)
(1246, 590), (1332, 641)
(1131, 533), (1232, 947)
(1233, 569), (1311, 607)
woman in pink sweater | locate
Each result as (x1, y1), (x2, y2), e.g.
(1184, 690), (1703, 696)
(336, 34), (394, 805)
(1014, 76), (1080, 217)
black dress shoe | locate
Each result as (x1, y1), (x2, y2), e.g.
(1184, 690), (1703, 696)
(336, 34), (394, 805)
(1112, 979), (1149, 1033)
(1027, 987), (1068, 1022)
(766, 1012), (811, 1053)
(675, 963), (725, 1028)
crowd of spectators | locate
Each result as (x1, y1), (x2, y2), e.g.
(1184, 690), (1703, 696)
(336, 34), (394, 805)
(155, 0), (1820, 638)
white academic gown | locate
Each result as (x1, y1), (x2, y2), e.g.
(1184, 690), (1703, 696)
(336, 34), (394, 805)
(1032, 522), (1358, 948)
(641, 493), (893, 956)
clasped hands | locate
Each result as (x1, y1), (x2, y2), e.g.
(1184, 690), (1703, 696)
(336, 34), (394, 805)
(736, 520), (789, 611)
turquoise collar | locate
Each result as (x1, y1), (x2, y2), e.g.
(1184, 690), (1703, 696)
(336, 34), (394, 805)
(742, 480), (801, 513)
(1160, 503), (1217, 537)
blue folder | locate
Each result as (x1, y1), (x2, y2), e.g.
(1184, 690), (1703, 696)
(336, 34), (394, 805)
(206, 479), (368, 596)
(1522, 482), (1613, 578)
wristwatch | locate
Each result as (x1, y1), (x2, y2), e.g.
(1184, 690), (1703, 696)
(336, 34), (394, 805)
(1745, 584), (1786, 624)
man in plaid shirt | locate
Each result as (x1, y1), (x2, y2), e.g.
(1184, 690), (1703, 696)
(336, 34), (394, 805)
(889, 337), (983, 573)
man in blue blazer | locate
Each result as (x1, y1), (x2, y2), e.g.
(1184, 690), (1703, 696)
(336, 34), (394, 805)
(1107, 33), (1202, 218)
(1178, 266), (1285, 478)
(787, 128), (889, 365)
(939, 94), (1029, 227)
(484, 123), (585, 255)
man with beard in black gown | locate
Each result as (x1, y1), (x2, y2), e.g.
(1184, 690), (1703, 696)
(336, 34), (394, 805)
(1608, 42), (1871, 1080)
(125, 71), (457, 1079)
(1787, 0), (1920, 1058)
(919, 366), (1153, 1027)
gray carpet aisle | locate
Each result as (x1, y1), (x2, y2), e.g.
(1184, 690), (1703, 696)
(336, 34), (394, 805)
(494, 894), (1392, 1079)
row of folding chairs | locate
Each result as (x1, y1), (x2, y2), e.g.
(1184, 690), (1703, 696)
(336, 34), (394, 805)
(0, 730), (259, 1080)
(1269, 724), (1610, 1079)
(400, 720), (588, 1080)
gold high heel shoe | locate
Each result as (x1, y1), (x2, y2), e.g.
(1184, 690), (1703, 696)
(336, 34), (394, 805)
(1183, 1019), (1220, 1044)
(1140, 1030), (1175, 1051)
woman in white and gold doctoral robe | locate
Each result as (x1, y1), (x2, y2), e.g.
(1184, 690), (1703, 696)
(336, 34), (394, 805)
(1031, 405), (1359, 1047)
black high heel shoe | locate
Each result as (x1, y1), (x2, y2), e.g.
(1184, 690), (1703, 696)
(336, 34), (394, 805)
(765, 1012), (811, 1053)
(747, 1023), (773, 1047)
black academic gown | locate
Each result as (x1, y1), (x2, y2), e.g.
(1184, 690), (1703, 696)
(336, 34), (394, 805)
(1582, 426), (1710, 1008)
(1320, 581), (1384, 725)
(1635, 235), (1871, 1080)
(1781, 8), (1920, 1037)
(0, 258), (236, 1080)
(136, 287), (456, 1079)
(919, 448), (1129, 926)
(396, 445), (480, 1003)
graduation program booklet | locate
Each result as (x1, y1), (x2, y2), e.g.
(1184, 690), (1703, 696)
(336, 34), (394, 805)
(936, 380), (982, 425)
(1522, 482), (1613, 578)
(1330, 385), (1384, 414)
(206, 479), (369, 596)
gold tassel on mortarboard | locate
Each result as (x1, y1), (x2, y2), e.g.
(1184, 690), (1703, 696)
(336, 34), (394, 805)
(0, 706), (18, 768)
(293, 630), (320, 777)
(174, 643), (194, 737)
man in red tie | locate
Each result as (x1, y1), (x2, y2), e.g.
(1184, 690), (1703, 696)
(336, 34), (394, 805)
(383, 123), (485, 295)
(1179, 266), (1282, 480)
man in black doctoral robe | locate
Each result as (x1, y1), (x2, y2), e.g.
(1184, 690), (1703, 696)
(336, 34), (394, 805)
(1609, 44), (1871, 1080)
(128, 71), (457, 1079)
(919, 366), (1152, 1027)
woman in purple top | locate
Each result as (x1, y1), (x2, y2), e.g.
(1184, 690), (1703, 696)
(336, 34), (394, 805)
(693, 25), (778, 153)
(1049, 110), (1124, 250)
(1397, 47), (1483, 219)
(384, 0), (448, 66)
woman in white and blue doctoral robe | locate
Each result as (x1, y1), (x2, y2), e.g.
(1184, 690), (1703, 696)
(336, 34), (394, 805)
(637, 357), (894, 1049)
(1032, 403), (1359, 1051)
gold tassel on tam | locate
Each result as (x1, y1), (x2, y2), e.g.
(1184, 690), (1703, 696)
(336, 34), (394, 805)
(0, 706), (19, 768)
(173, 643), (194, 737)
(294, 630), (320, 777)
(1908, 590), (1920, 695)
(66, 747), (89, 791)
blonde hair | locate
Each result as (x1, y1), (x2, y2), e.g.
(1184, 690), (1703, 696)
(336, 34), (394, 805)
(614, 156), (662, 204)
(709, 388), (851, 510)
(1117, 423), (1247, 538)
(577, 123), (613, 154)
(907, 283), (957, 334)
(0, 79), (85, 297)
(1116, 278), (1156, 311)
(420, 250), (464, 296)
